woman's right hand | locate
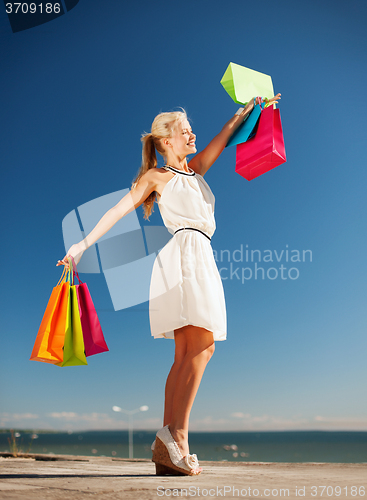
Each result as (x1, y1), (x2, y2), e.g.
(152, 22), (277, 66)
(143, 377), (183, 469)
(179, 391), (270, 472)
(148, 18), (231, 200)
(56, 242), (85, 268)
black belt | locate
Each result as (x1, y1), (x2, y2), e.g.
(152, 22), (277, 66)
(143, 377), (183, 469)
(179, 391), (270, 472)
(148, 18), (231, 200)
(174, 227), (211, 241)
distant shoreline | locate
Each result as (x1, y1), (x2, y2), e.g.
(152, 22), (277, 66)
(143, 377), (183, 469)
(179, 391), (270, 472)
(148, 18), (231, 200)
(1, 430), (366, 463)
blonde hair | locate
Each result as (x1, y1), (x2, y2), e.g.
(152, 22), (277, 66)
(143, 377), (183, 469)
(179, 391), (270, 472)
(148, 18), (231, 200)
(131, 110), (188, 220)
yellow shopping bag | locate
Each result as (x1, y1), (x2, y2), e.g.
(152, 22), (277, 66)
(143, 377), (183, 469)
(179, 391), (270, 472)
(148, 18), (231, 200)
(56, 272), (88, 367)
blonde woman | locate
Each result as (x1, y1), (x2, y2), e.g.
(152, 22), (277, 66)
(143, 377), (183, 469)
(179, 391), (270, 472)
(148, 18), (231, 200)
(58, 93), (281, 476)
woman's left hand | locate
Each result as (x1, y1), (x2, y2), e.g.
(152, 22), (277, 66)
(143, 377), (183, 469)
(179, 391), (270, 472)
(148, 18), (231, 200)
(258, 93), (281, 106)
(247, 93), (281, 113)
(265, 93), (281, 105)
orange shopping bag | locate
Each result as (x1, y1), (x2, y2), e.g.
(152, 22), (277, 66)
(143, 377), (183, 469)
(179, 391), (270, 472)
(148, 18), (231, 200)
(30, 267), (71, 364)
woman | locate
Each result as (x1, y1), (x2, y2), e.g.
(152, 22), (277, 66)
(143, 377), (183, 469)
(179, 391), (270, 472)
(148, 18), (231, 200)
(58, 93), (281, 476)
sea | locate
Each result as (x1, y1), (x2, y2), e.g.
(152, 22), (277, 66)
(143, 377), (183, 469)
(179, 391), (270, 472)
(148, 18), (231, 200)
(1, 431), (367, 463)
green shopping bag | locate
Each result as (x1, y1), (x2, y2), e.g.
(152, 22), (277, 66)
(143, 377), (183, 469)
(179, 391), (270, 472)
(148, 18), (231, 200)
(56, 261), (87, 367)
(221, 62), (274, 105)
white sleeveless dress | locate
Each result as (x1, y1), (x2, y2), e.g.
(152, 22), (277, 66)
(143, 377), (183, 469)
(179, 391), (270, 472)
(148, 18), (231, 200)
(149, 165), (227, 341)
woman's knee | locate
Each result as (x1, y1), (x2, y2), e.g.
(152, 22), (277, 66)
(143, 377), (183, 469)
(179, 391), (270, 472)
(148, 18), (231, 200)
(188, 342), (214, 366)
(181, 325), (215, 362)
(190, 339), (215, 363)
(204, 342), (215, 362)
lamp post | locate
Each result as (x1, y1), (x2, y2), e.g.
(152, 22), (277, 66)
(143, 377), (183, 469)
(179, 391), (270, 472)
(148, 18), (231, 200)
(112, 405), (149, 459)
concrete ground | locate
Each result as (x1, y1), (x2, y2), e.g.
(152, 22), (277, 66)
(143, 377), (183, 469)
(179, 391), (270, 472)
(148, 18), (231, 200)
(0, 452), (366, 500)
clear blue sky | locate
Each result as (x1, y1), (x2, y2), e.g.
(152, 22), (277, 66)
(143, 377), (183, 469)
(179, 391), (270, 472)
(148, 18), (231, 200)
(1, 0), (366, 432)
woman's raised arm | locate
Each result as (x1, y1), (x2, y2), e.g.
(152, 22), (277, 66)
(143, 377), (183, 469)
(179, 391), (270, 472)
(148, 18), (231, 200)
(57, 170), (157, 267)
(189, 94), (281, 176)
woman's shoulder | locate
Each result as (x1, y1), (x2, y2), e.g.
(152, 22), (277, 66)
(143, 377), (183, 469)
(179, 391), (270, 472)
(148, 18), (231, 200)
(138, 167), (172, 193)
(187, 158), (204, 177)
(146, 166), (169, 177)
(138, 166), (166, 183)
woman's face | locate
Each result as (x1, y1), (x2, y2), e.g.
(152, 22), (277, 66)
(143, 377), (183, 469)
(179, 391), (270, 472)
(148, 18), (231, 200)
(165, 118), (197, 158)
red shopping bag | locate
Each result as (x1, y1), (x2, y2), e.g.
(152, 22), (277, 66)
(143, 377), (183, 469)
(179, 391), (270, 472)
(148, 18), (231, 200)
(71, 258), (109, 357)
(235, 105), (286, 181)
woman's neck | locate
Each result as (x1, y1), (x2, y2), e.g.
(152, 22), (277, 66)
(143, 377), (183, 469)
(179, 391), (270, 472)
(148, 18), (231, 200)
(165, 155), (189, 172)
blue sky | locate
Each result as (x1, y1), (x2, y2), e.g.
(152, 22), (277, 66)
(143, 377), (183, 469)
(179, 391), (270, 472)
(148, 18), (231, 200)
(1, 0), (367, 432)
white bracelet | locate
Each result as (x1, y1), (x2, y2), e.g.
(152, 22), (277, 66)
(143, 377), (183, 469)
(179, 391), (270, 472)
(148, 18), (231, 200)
(235, 107), (245, 116)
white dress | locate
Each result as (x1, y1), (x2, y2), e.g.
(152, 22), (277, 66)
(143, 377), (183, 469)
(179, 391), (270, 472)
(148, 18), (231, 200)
(149, 165), (227, 341)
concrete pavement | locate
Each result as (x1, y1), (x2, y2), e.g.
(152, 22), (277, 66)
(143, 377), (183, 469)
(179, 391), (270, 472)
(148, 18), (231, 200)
(0, 452), (366, 499)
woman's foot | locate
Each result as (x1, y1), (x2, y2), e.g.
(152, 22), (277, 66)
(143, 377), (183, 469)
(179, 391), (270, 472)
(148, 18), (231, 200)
(168, 426), (189, 457)
(153, 425), (202, 476)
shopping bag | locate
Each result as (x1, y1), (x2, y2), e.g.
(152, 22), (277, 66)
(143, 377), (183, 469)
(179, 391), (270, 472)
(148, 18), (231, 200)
(226, 103), (262, 148)
(71, 257), (109, 357)
(30, 267), (69, 364)
(235, 105), (286, 181)
(221, 62), (274, 105)
(56, 282), (88, 367)
(47, 278), (71, 362)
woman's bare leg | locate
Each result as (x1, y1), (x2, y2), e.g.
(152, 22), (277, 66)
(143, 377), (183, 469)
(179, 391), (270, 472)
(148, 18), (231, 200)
(163, 332), (187, 426)
(167, 325), (215, 457)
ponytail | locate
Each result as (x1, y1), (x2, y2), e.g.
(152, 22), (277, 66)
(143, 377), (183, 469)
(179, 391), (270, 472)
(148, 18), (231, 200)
(142, 133), (158, 172)
(131, 133), (159, 220)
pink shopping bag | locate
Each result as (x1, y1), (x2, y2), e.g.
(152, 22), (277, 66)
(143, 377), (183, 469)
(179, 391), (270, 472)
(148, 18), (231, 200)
(70, 258), (109, 357)
(235, 105), (286, 181)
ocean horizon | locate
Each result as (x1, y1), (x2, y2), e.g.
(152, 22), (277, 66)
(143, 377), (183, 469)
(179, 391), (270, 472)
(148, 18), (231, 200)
(1, 430), (366, 463)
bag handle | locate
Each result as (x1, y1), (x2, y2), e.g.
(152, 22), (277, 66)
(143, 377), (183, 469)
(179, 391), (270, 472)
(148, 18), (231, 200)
(254, 97), (267, 110)
(68, 255), (84, 285)
(56, 266), (68, 286)
(66, 258), (74, 285)
(56, 258), (75, 286)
